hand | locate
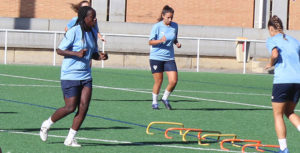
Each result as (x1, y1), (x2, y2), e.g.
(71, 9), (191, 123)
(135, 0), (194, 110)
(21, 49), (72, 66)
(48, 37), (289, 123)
(265, 63), (272, 70)
(100, 52), (108, 60)
(77, 49), (87, 58)
(176, 43), (181, 48)
(99, 37), (106, 42)
(160, 36), (166, 43)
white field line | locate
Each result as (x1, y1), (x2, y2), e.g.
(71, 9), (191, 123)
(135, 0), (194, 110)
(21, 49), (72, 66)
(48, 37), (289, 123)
(128, 88), (270, 97)
(0, 83), (270, 97)
(1, 73), (295, 112)
(0, 73), (269, 97)
(0, 84), (60, 88)
(0, 73), (59, 83)
(0, 130), (244, 153)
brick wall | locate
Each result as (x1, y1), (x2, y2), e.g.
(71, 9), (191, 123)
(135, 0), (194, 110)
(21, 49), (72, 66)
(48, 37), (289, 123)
(0, 0), (89, 19)
(289, 0), (300, 30)
(1, 0), (299, 30)
(126, 0), (255, 28)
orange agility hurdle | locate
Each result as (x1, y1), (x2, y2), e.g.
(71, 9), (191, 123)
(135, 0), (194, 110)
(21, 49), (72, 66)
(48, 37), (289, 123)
(220, 139), (262, 151)
(146, 121), (184, 135)
(242, 144), (279, 153)
(199, 134), (237, 146)
(164, 128), (203, 140)
(184, 130), (221, 142)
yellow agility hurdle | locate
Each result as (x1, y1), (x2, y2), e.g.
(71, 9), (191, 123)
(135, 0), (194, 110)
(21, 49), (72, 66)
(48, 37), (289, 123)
(164, 128), (203, 140)
(183, 130), (221, 142)
(146, 121), (184, 135)
(198, 134), (237, 146)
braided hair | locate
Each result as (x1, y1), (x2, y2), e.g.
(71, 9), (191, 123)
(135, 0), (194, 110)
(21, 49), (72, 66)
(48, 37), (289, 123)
(268, 15), (287, 40)
(157, 5), (174, 21)
(75, 6), (98, 50)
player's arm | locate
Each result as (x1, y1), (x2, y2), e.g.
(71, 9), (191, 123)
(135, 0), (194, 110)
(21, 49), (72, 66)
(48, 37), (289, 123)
(57, 49), (87, 58)
(97, 32), (105, 42)
(92, 52), (108, 60)
(265, 47), (278, 69)
(149, 36), (166, 46)
(149, 25), (166, 46)
(173, 39), (181, 48)
(173, 25), (181, 48)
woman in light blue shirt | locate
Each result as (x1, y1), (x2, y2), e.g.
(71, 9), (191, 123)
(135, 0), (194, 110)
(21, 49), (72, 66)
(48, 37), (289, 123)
(39, 6), (108, 147)
(149, 5), (181, 110)
(65, 1), (105, 68)
(265, 15), (300, 153)
(65, 1), (105, 42)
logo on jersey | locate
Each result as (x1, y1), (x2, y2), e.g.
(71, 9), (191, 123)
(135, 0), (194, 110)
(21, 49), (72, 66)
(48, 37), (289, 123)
(153, 65), (157, 70)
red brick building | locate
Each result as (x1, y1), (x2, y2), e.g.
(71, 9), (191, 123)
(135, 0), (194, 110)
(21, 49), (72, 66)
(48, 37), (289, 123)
(0, 0), (299, 30)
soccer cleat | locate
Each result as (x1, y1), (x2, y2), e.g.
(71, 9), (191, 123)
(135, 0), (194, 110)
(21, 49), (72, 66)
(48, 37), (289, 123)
(161, 99), (172, 110)
(40, 127), (49, 141)
(152, 104), (159, 110)
(40, 121), (49, 141)
(64, 138), (81, 147)
(278, 148), (289, 153)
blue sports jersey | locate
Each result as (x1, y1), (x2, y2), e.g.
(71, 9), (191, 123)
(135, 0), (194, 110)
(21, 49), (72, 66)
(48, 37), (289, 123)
(149, 21), (178, 61)
(67, 17), (99, 33)
(58, 25), (98, 80)
(266, 33), (300, 84)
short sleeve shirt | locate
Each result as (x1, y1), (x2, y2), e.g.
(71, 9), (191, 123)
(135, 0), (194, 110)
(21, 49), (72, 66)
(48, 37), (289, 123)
(58, 25), (98, 80)
(149, 21), (178, 61)
(266, 33), (300, 84)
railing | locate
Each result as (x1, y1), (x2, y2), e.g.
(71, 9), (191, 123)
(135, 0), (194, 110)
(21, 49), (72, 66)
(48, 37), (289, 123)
(0, 29), (266, 74)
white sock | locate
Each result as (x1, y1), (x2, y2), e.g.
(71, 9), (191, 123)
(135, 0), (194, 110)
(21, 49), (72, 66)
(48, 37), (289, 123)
(42, 116), (54, 129)
(297, 125), (300, 132)
(278, 138), (287, 151)
(162, 90), (171, 101)
(152, 93), (158, 105)
(66, 128), (77, 140)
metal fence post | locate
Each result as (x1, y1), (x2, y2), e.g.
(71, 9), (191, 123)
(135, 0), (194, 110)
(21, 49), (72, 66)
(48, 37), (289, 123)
(101, 35), (105, 68)
(196, 39), (200, 72)
(4, 29), (8, 64)
(53, 32), (57, 66)
(243, 40), (247, 74)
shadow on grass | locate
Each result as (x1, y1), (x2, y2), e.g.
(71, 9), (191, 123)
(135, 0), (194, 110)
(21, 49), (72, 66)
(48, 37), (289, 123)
(173, 108), (272, 111)
(2, 126), (132, 132)
(92, 99), (200, 103)
(49, 140), (210, 146)
(0, 112), (18, 114)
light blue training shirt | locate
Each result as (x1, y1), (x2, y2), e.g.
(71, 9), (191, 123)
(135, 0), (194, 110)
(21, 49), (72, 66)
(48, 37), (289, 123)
(149, 21), (178, 61)
(58, 25), (98, 80)
(266, 33), (300, 84)
(67, 17), (99, 32)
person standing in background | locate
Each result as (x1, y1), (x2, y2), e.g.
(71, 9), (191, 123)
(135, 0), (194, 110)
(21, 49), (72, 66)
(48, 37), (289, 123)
(148, 5), (181, 110)
(265, 15), (300, 153)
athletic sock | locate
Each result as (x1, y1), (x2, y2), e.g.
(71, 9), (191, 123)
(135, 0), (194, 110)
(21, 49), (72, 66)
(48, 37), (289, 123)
(66, 128), (77, 140)
(297, 125), (300, 132)
(152, 93), (158, 105)
(278, 138), (287, 151)
(42, 116), (54, 129)
(162, 90), (171, 101)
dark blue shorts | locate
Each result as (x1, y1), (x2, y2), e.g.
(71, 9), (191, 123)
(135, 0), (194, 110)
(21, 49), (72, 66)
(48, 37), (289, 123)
(149, 60), (177, 74)
(272, 83), (300, 103)
(61, 79), (92, 98)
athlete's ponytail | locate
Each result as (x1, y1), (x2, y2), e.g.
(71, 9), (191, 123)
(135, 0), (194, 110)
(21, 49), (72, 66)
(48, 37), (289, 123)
(268, 15), (287, 40)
